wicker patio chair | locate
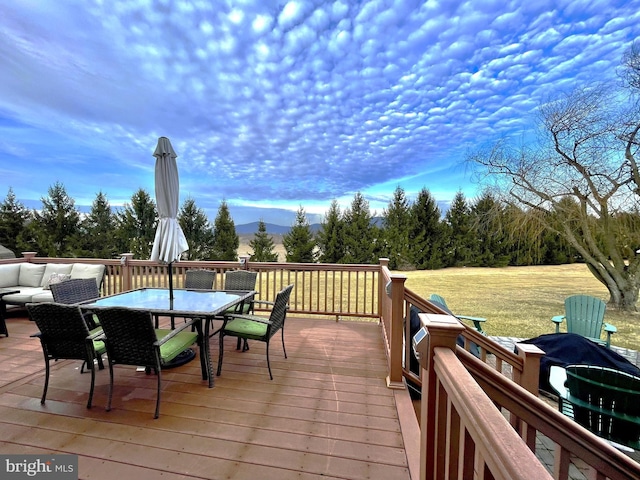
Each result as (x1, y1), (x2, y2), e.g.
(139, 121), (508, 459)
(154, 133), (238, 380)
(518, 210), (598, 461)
(159, 269), (217, 329)
(214, 270), (258, 349)
(185, 269), (217, 290)
(27, 302), (106, 408)
(95, 306), (205, 419)
(51, 278), (101, 329)
(217, 284), (294, 380)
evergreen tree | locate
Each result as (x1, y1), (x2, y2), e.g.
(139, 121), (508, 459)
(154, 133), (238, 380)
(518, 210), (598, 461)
(382, 186), (412, 269)
(0, 187), (31, 256)
(443, 191), (474, 267)
(283, 206), (316, 263)
(409, 187), (445, 270)
(470, 192), (511, 267)
(114, 188), (157, 258)
(178, 197), (215, 260)
(342, 192), (377, 264)
(316, 199), (345, 263)
(77, 191), (117, 258)
(249, 219), (279, 262)
(30, 182), (81, 257)
(211, 200), (239, 261)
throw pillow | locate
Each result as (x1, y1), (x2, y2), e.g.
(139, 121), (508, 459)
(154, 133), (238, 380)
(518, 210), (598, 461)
(43, 273), (72, 290)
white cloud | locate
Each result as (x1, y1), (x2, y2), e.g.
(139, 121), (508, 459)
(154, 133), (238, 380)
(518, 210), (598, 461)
(0, 0), (638, 223)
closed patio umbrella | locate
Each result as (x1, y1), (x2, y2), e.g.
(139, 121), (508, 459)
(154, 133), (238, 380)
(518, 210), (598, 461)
(150, 136), (188, 301)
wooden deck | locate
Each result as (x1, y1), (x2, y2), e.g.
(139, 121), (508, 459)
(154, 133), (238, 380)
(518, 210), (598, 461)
(0, 313), (414, 480)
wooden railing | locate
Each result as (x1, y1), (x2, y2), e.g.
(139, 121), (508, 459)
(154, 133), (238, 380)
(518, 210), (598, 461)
(7, 254), (640, 479)
(13, 253), (380, 321)
(379, 262), (640, 479)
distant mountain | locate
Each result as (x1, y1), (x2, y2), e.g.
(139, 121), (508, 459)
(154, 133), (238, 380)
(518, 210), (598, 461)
(235, 217), (383, 235)
(235, 222), (321, 235)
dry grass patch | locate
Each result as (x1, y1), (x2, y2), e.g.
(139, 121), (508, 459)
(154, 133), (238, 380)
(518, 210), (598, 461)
(401, 264), (640, 350)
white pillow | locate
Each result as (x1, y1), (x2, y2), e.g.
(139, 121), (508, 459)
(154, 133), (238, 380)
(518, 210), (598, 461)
(70, 263), (105, 286)
(18, 263), (47, 287)
(43, 273), (72, 290)
(0, 264), (21, 288)
(40, 263), (73, 287)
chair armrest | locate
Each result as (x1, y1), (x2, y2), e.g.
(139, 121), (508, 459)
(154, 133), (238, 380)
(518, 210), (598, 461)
(457, 314), (486, 323)
(551, 315), (565, 324)
(87, 328), (104, 340)
(604, 323), (617, 333)
(253, 300), (274, 307)
(225, 313), (272, 326)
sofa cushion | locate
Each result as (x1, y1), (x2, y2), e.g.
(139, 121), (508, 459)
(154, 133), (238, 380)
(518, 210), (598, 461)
(0, 264), (21, 288)
(70, 264), (105, 287)
(40, 263), (73, 287)
(2, 287), (48, 304)
(31, 290), (54, 303)
(18, 264), (46, 287)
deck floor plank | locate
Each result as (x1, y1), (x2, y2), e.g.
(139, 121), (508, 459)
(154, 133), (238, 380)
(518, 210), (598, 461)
(0, 314), (411, 480)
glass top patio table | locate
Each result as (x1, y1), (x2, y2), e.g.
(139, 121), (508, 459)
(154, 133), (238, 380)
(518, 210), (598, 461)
(82, 288), (255, 387)
(83, 288), (252, 317)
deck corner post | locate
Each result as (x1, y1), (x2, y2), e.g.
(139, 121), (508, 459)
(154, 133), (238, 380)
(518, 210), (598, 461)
(418, 314), (464, 480)
(514, 343), (545, 395)
(120, 253), (134, 292)
(386, 272), (407, 389)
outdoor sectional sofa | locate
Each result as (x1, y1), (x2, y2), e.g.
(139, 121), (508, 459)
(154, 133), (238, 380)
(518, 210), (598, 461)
(0, 262), (105, 308)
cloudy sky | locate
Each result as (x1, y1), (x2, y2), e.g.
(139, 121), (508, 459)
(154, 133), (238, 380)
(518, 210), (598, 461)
(1, 1), (638, 225)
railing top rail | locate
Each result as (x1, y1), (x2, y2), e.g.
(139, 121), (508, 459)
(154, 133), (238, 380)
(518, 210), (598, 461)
(434, 347), (552, 480)
(458, 347), (640, 479)
(405, 286), (524, 369)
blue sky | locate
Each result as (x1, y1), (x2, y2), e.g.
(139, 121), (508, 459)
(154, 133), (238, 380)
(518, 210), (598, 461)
(1, 1), (638, 226)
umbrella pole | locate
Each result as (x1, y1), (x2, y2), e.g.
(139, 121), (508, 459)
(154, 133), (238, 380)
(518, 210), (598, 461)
(168, 262), (174, 301)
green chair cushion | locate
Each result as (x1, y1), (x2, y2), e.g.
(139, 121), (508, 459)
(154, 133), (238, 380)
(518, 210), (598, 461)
(156, 329), (198, 363)
(224, 318), (268, 340)
(223, 303), (252, 316)
(89, 326), (106, 355)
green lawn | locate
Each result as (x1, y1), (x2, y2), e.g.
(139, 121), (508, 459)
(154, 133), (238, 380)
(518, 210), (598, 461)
(400, 263), (640, 351)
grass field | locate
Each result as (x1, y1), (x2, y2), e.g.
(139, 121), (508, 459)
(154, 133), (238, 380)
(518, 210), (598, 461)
(400, 263), (640, 351)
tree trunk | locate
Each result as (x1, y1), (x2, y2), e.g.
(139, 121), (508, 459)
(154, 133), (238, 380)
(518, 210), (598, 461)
(587, 262), (639, 312)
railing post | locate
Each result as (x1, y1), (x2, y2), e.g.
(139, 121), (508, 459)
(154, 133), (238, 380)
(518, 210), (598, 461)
(239, 255), (250, 270)
(120, 253), (134, 292)
(419, 313), (464, 480)
(21, 252), (37, 262)
(378, 258), (389, 322)
(514, 343), (545, 395)
(386, 273), (407, 389)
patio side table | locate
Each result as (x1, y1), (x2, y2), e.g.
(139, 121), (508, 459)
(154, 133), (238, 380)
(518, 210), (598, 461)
(0, 289), (19, 337)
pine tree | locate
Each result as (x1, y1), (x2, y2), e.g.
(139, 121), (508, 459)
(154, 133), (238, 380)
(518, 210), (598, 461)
(283, 207), (316, 263)
(409, 187), (445, 269)
(30, 182), (81, 257)
(211, 200), (239, 261)
(382, 186), (412, 269)
(443, 191), (474, 267)
(342, 192), (377, 264)
(114, 188), (157, 258)
(178, 198), (215, 260)
(316, 199), (345, 263)
(0, 187), (31, 256)
(470, 192), (511, 267)
(249, 220), (279, 262)
(78, 191), (118, 258)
